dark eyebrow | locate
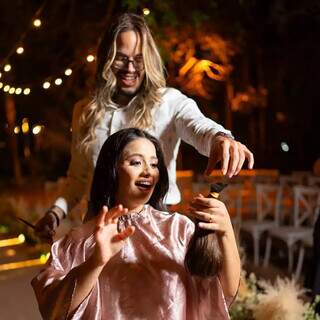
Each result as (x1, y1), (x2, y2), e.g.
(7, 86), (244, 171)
(123, 153), (158, 161)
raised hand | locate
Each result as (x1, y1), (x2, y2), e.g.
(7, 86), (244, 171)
(188, 194), (234, 236)
(90, 205), (135, 267)
(205, 135), (254, 178)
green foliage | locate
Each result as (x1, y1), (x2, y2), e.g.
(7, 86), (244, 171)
(303, 296), (320, 320)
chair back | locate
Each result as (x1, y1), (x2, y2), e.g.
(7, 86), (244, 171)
(293, 185), (320, 227)
(256, 183), (283, 225)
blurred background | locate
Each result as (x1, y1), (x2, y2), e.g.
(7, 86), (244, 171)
(0, 1), (320, 319)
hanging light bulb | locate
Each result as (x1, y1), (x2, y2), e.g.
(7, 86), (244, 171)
(9, 87), (15, 94)
(3, 85), (10, 92)
(32, 125), (42, 135)
(64, 68), (72, 76)
(33, 19), (42, 27)
(86, 55), (95, 62)
(16, 47), (24, 54)
(14, 126), (20, 134)
(4, 64), (11, 72)
(54, 78), (62, 86)
(15, 88), (22, 95)
(23, 88), (31, 95)
(43, 81), (50, 89)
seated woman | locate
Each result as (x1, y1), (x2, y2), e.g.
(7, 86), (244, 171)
(32, 128), (240, 320)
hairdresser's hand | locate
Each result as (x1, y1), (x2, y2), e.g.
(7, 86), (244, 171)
(34, 211), (58, 243)
(205, 134), (254, 178)
(189, 194), (234, 236)
(91, 205), (135, 267)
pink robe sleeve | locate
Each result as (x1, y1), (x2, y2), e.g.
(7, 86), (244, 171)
(31, 233), (96, 319)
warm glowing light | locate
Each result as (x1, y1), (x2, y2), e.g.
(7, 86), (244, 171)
(143, 8), (150, 15)
(55, 78), (62, 85)
(9, 87), (15, 94)
(0, 82), (3, 89)
(0, 256), (49, 271)
(23, 88), (31, 95)
(3, 85), (10, 92)
(86, 54), (95, 62)
(4, 64), (11, 72)
(0, 72), (2, 78)
(5, 249), (16, 257)
(64, 68), (72, 76)
(0, 234), (25, 248)
(22, 118), (29, 134)
(43, 81), (50, 89)
(32, 125), (42, 135)
(33, 19), (42, 27)
(16, 47), (24, 54)
(14, 126), (20, 134)
(15, 88), (22, 95)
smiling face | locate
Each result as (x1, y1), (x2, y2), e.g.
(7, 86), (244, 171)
(112, 30), (145, 106)
(115, 138), (159, 212)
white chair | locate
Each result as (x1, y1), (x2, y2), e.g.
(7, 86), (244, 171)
(263, 185), (320, 275)
(295, 200), (320, 279)
(241, 183), (283, 266)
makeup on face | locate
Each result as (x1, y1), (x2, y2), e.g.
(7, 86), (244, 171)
(115, 138), (159, 211)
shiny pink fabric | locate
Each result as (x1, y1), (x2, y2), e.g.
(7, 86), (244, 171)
(32, 205), (233, 319)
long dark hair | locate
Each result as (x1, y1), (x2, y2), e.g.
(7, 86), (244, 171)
(88, 128), (169, 219)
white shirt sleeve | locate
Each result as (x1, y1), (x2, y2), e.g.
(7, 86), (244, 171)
(53, 100), (90, 215)
(173, 90), (232, 156)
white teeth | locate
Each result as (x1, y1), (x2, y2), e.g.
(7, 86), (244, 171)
(136, 181), (152, 187)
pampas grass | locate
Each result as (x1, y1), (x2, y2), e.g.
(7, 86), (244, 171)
(253, 277), (307, 320)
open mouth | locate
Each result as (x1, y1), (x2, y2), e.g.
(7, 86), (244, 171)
(135, 180), (153, 190)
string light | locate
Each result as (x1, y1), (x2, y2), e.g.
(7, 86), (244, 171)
(33, 19), (42, 28)
(23, 88), (31, 95)
(3, 85), (10, 92)
(143, 8), (150, 15)
(9, 87), (15, 94)
(0, 72), (2, 78)
(54, 78), (62, 85)
(15, 88), (22, 95)
(14, 126), (20, 134)
(16, 47), (24, 54)
(4, 64), (11, 72)
(22, 118), (29, 134)
(32, 125), (42, 135)
(86, 54), (95, 62)
(64, 68), (72, 76)
(0, 82), (3, 89)
(43, 81), (50, 89)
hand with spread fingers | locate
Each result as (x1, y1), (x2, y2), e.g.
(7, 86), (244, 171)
(189, 194), (234, 236)
(91, 205), (135, 267)
(205, 134), (254, 178)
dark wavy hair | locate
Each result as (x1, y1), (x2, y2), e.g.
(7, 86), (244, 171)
(87, 128), (169, 219)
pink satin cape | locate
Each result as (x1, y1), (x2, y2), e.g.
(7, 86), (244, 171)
(32, 205), (234, 319)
